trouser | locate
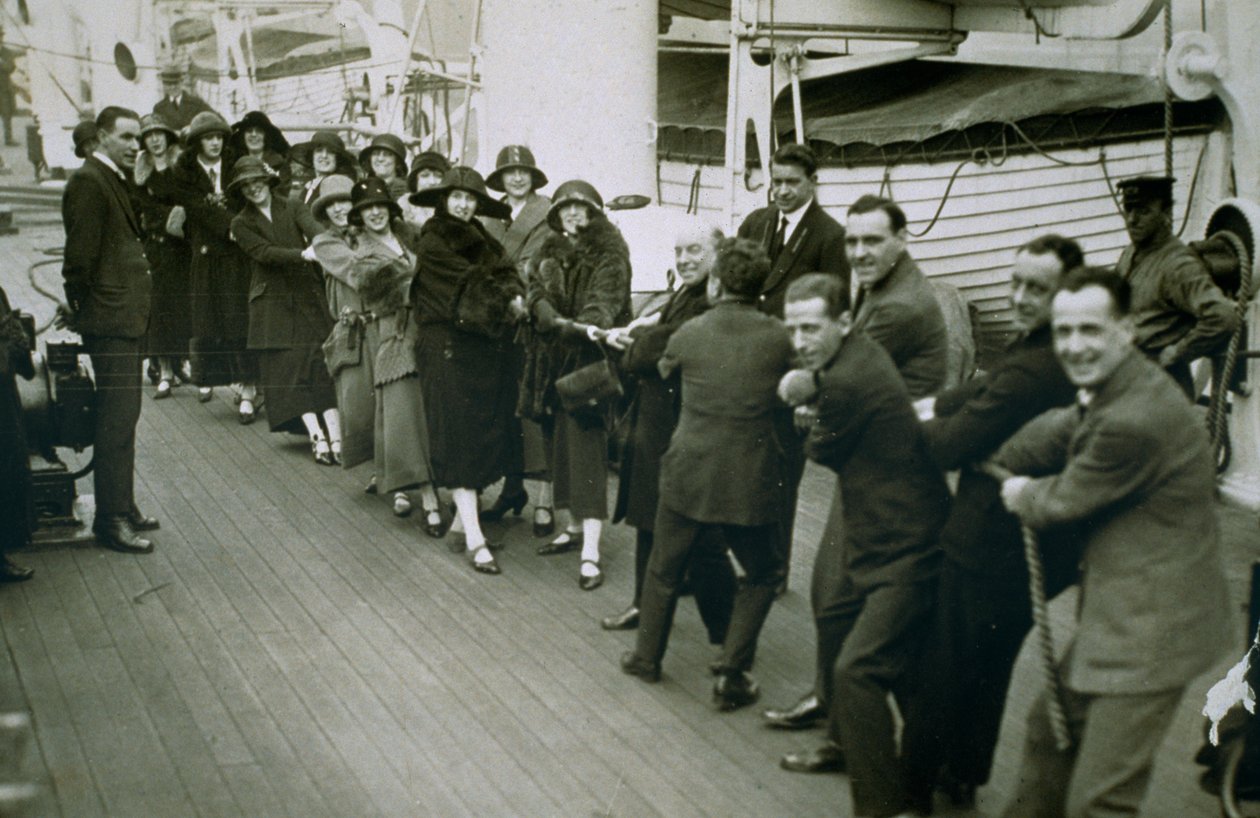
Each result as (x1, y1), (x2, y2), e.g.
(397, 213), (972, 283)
(85, 336), (142, 517)
(631, 527), (736, 645)
(773, 407), (806, 586)
(635, 505), (784, 672)
(901, 558), (1033, 799)
(822, 579), (936, 818)
(1002, 675), (1184, 818)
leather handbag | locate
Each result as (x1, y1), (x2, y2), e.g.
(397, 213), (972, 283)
(555, 350), (622, 413)
(322, 315), (362, 378)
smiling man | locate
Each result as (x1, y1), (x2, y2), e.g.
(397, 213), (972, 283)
(994, 266), (1231, 818)
(61, 105), (157, 554)
(900, 235), (1083, 808)
(775, 273), (947, 818)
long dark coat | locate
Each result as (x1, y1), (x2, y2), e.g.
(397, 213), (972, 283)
(519, 215), (632, 422)
(231, 196), (329, 351)
(172, 148), (252, 380)
(413, 213), (523, 489)
(134, 153), (191, 358)
(612, 282), (709, 531)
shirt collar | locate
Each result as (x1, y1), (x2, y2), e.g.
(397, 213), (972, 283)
(777, 198), (813, 239)
(92, 151), (126, 181)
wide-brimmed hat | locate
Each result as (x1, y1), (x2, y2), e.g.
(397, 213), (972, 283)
(358, 133), (408, 177)
(485, 145), (548, 193)
(311, 174), (355, 222)
(291, 130), (356, 173)
(71, 120), (99, 159)
(409, 165), (511, 221)
(348, 177), (403, 226)
(547, 179), (604, 232)
(230, 110), (290, 157)
(185, 111), (230, 146)
(138, 113), (178, 144)
(226, 155), (281, 194)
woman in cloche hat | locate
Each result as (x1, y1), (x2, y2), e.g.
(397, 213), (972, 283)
(399, 150), (451, 228)
(134, 113), (190, 400)
(358, 133), (410, 200)
(522, 179), (632, 591)
(230, 110), (291, 194)
(228, 155), (340, 463)
(480, 145), (555, 534)
(291, 130), (358, 204)
(411, 166), (525, 575)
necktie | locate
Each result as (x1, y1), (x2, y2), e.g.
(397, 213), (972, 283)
(207, 166), (217, 192)
(769, 214), (787, 261)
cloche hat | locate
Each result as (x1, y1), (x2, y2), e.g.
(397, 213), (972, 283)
(311, 174), (355, 222)
(408, 165), (511, 221)
(230, 110), (290, 157)
(348, 177), (403, 226)
(226, 155), (281, 193)
(138, 113), (178, 143)
(358, 133), (409, 176)
(185, 111), (231, 146)
(71, 120), (99, 159)
(485, 145), (548, 193)
(546, 179), (604, 232)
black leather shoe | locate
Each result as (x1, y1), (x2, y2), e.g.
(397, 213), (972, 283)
(536, 531), (582, 556)
(0, 557), (33, 583)
(762, 693), (825, 729)
(579, 560), (603, 591)
(713, 670), (760, 712)
(128, 509), (160, 532)
(480, 490), (527, 523)
(93, 516), (154, 554)
(468, 545), (501, 575)
(601, 605), (640, 630)
(619, 651), (661, 682)
(780, 742), (846, 774)
(532, 506), (556, 538)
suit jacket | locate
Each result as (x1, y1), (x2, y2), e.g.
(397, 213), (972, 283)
(60, 156), (152, 339)
(152, 93), (214, 131)
(998, 351), (1231, 694)
(737, 199), (848, 318)
(658, 301), (795, 526)
(230, 197), (330, 350)
(483, 193), (552, 275)
(808, 331), (948, 590)
(852, 252), (948, 399)
(925, 325), (1077, 578)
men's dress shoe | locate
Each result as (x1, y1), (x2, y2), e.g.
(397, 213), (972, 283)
(713, 670), (760, 713)
(619, 651), (661, 683)
(0, 557), (34, 583)
(601, 606), (640, 631)
(780, 742), (846, 774)
(93, 516), (154, 554)
(127, 510), (161, 532)
(762, 693), (825, 729)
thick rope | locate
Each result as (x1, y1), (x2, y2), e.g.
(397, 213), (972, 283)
(1207, 231), (1252, 462)
(1163, 0), (1175, 178)
(981, 461), (1074, 750)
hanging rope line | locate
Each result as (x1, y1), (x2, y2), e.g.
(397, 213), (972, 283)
(1162, 0), (1175, 178)
(1207, 232), (1251, 468)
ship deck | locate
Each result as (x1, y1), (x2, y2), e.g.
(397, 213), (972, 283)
(0, 134), (1251, 817)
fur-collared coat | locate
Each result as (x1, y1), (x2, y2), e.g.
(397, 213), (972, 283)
(413, 212), (523, 338)
(518, 215), (632, 421)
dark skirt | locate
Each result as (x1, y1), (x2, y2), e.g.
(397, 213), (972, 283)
(257, 345), (336, 433)
(416, 321), (516, 490)
(143, 236), (191, 358)
(189, 248), (253, 384)
(547, 411), (609, 521)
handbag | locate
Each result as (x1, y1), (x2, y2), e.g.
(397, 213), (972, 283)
(555, 348), (622, 413)
(322, 316), (362, 378)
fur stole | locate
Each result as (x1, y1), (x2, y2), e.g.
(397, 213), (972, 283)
(532, 215), (630, 317)
(419, 212), (505, 263)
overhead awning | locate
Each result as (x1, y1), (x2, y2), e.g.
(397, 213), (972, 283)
(656, 53), (1222, 165)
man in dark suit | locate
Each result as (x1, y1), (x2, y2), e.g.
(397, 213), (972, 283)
(776, 274), (948, 818)
(996, 267), (1231, 818)
(620, 237), (795, 713)
(736, 143), (848, 594)
(763, 195), (949, 731)
(152, 66), (213, 132)
(735, 143), (848, 319)
(60, 106), (157, 553)
(899, 235), (1083, 808)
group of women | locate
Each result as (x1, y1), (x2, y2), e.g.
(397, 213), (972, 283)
(131, 109), (639, 585)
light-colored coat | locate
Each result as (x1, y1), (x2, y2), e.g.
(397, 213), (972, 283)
(997, 351), (1231, 694)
